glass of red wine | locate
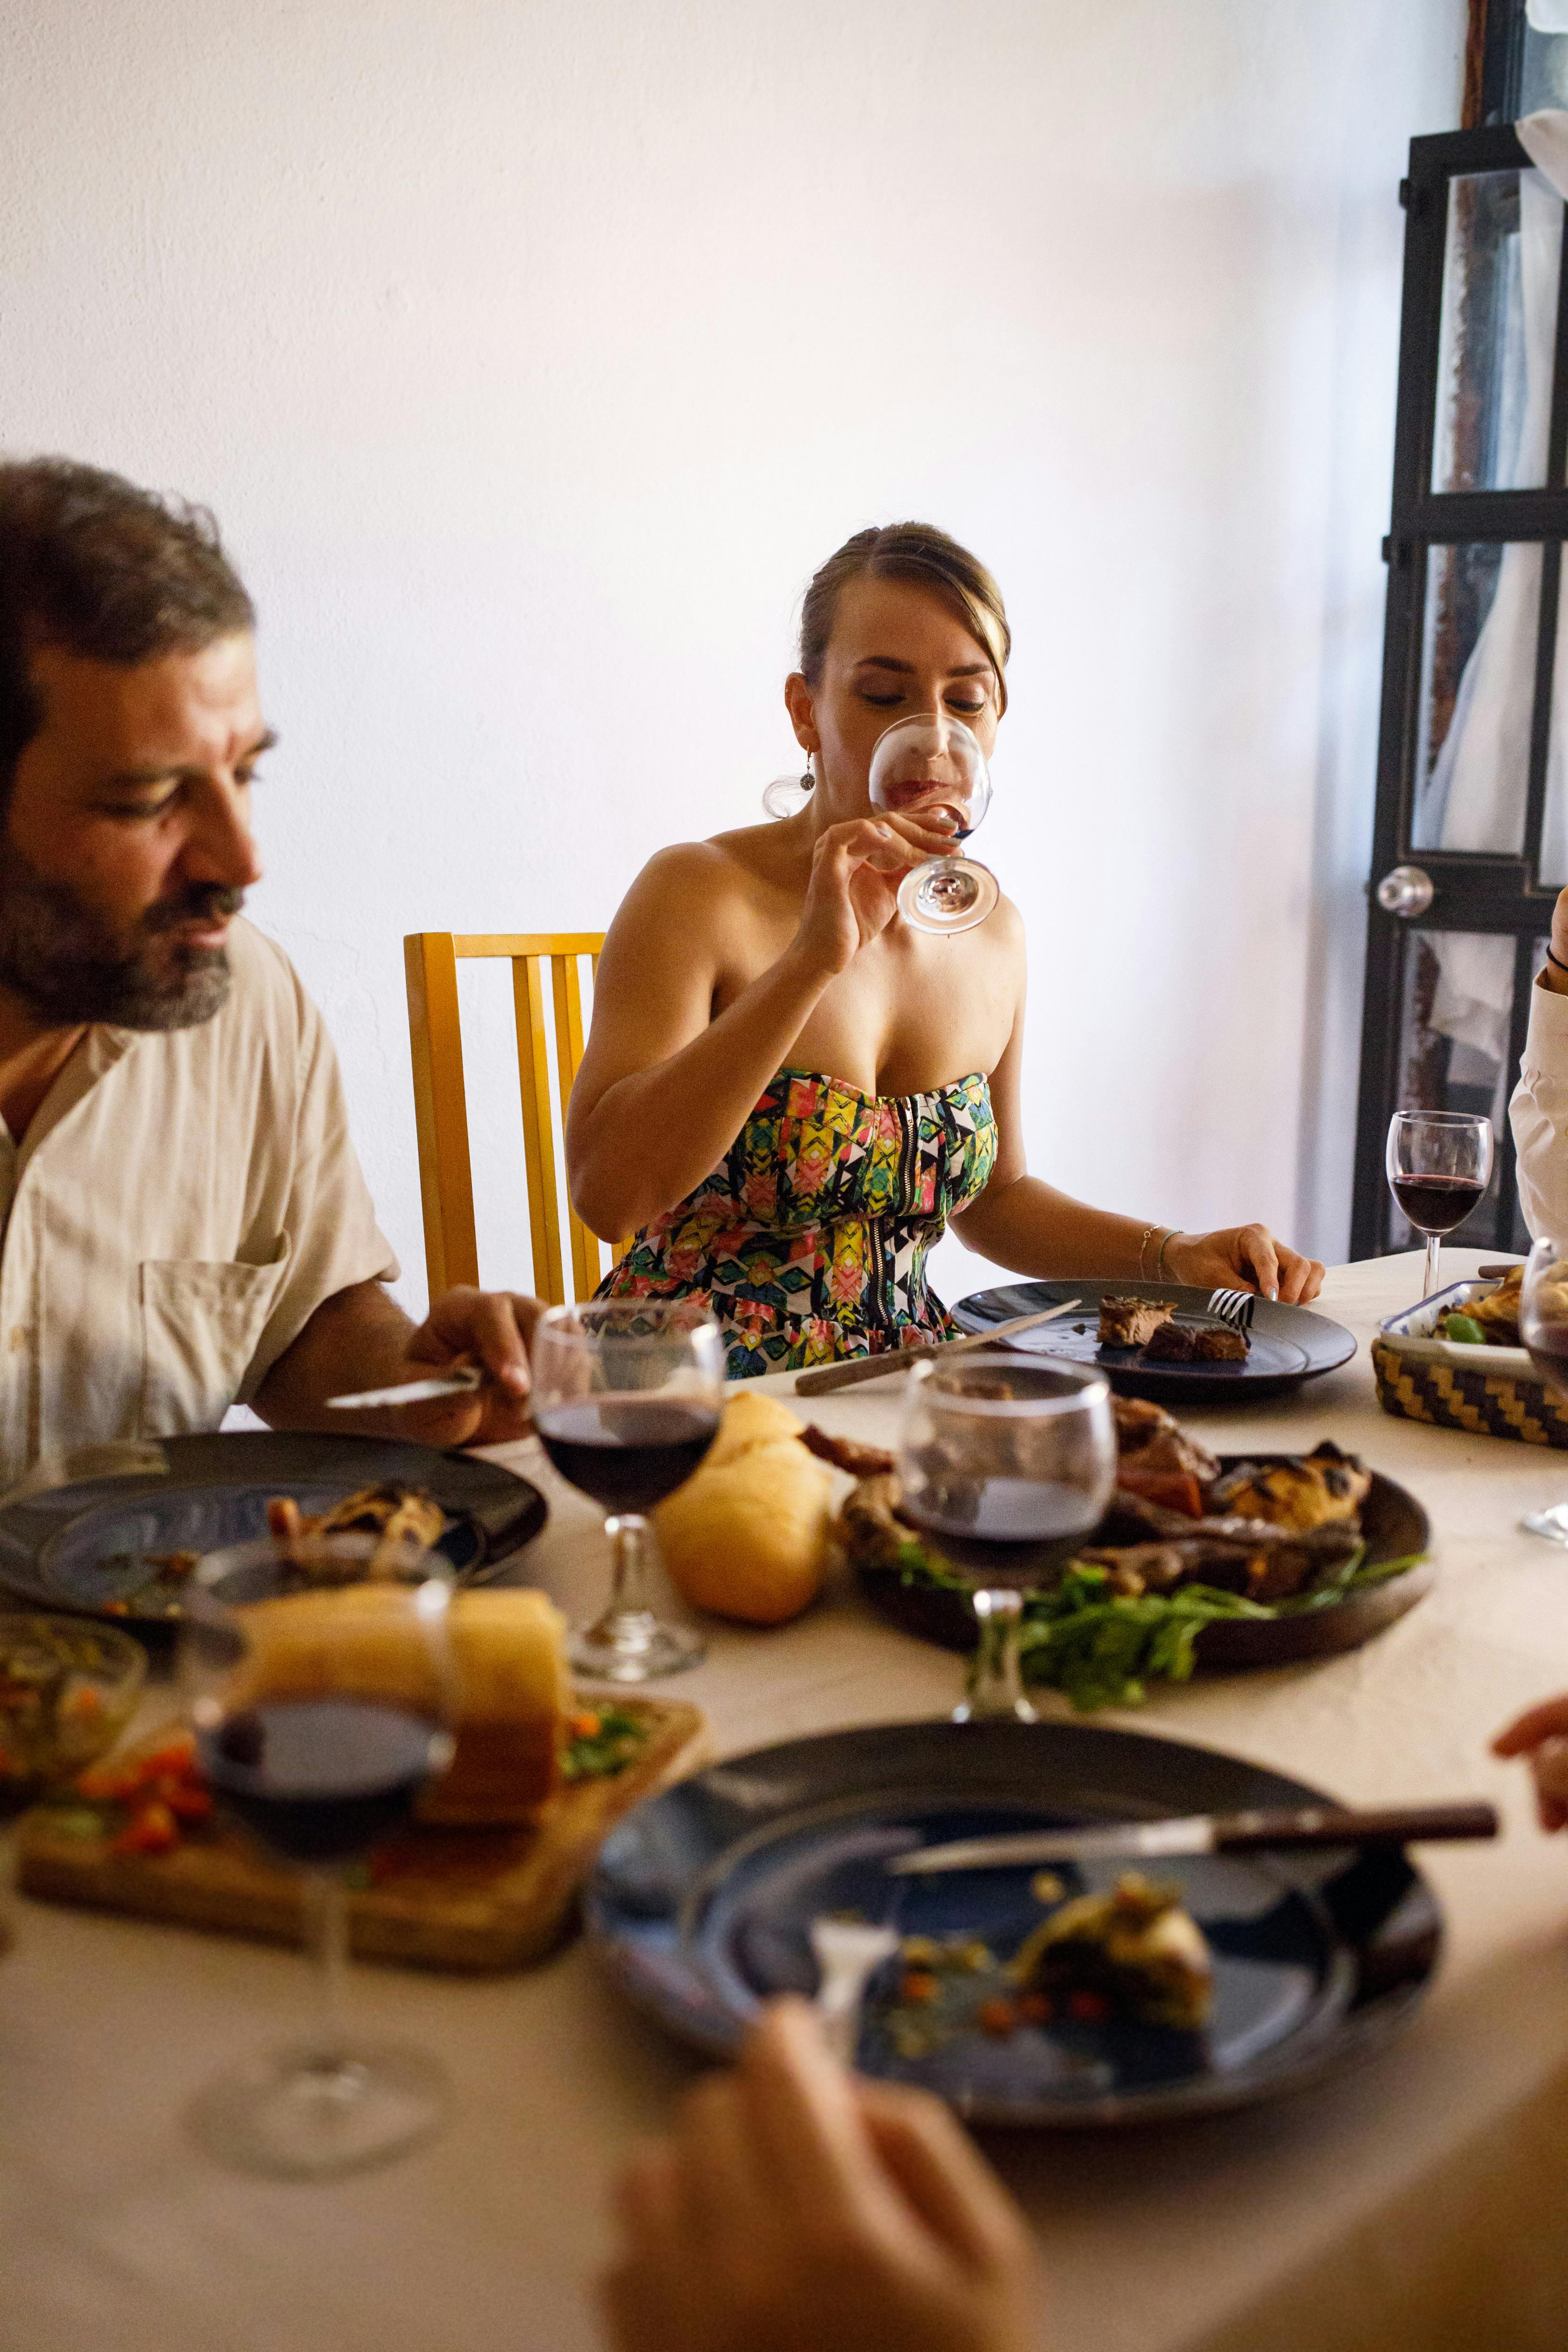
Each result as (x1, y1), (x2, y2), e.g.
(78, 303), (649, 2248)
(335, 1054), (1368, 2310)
(1385, 1110), (1494, 1298)
(896, 1356), (1117, 1722)
(533, 1300), (724, 1683)
(180, 1532), (457, 2179)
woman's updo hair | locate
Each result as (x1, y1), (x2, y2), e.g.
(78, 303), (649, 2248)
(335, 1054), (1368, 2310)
(797, 522), (1011, 715)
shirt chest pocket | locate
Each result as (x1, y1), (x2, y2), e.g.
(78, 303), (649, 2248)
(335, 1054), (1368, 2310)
(138, 1247), (289, 1439)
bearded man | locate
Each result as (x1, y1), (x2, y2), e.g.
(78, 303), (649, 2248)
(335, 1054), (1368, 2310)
(0, 457), (535, 1477)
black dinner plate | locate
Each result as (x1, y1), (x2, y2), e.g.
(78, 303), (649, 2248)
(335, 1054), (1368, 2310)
(951, 1280), (1356, 1403)
(0, 1431), (547, 1624)
(854, 1460), (1433, 1671)
(587, 1719), (1441, 2128)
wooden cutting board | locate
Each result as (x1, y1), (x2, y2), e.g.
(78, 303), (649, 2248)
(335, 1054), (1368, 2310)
(16, 1695), (709, 1973)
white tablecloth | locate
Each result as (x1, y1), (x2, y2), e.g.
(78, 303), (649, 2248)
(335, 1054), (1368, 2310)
(6, 1251), (1568, 2352)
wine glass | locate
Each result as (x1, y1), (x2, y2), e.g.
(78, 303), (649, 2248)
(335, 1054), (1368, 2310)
(868, 713), (998, 934)
(532, 1299), (724, 1682)
(180, 1532), (458, 2179)
(1386, 1110), (1494, 1298)
(895, 1356), (1117, 1721)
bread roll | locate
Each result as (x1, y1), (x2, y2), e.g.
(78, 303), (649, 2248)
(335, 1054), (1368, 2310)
(654, 1440), (831, 1625)
(232, 1584), (570, 1820)
(704, 1389), (806, 1468)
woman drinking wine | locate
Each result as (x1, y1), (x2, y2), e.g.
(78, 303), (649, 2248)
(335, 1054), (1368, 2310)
(568, 523), (1323, 1378)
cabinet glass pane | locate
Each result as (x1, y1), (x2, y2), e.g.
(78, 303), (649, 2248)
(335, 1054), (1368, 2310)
(1391, 928), (1528, 1252)
(1432, 169), (1560, 495)
(1412, 541), (1541, 854)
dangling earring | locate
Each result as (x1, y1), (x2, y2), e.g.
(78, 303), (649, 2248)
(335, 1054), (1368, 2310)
(762, 754), (816, 819)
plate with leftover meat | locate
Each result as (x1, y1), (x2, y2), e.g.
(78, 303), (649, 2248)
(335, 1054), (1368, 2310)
(587, 1718), (1441, 2127)
(952, 1279), (1356, 1403)
(840, 1395), (1431, 1704)
(0, 1431), (547, 1625)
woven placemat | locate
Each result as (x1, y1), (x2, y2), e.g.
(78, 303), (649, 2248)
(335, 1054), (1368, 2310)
(1371, 1336), (1568, 1449)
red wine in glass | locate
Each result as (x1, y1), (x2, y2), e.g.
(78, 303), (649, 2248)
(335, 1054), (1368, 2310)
(534, 1398), (720, 1515)
(1385, 1111), (1494, 1298)
(198, 1698), (449, 1867)
(899, 1479), (1102, 1587)
(1389, 1173), (1488, 1236)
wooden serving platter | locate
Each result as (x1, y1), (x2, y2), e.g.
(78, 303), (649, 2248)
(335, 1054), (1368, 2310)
(16, 1696), (709, 1974)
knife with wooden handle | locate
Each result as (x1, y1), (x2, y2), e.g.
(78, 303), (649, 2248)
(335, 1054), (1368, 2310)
(793, 1300), (1084, 1398)
(884, 1800), (1500, 1875)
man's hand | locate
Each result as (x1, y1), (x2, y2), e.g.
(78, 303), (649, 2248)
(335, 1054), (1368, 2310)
(600, 1999), (1043, 2352)
(396, 1285), (540, 1445)
(1494, 1694), (1568, 1830)
(253, 1278), (541, 1448)
(1166, 1224), (1325, 1305)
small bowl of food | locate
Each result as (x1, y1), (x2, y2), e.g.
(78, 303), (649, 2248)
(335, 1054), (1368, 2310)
(0, 1613), (146, 1810)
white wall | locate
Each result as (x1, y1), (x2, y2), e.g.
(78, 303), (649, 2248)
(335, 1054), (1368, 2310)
(0, 0), (1463, 1308)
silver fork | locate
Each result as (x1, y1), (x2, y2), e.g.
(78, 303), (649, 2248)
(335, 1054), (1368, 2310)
(1206, 1287), (1258, 1331)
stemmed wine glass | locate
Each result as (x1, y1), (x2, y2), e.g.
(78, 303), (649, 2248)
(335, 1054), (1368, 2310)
(868, 713), (997, 934)
(1386, 1110), (1494, 1297)
(895, 1357), (1117, 1721)
(181, 1532), (458, 2179)
(532, 1299), (724, 1682)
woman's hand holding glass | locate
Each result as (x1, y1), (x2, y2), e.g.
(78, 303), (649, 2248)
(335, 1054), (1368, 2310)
(789, 808), (963, 979)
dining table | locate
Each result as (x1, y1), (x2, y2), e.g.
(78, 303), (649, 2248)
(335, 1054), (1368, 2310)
(4, 1246), (1568, 2352)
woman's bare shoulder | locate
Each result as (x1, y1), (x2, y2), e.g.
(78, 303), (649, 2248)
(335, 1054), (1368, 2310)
(623, 825), (789, 908)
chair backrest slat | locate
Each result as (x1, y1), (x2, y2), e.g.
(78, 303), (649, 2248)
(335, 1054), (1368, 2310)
(404, 930), (611, 1308)
(403, 933), (481, 1295)
(512, 954), (565, 1306)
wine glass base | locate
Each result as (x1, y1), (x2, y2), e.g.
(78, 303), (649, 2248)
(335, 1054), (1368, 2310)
(1520, 1505), (1568, 1545)
(950, 1695), (1040, 1724)
(189, 2037), (447, 2180)
(569, 1613), (706, 1684)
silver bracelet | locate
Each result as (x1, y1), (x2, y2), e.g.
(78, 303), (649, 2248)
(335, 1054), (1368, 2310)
(1135, 1221), (1162, 1278)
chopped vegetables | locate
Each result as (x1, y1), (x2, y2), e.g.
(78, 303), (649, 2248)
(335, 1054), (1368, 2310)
(561, 1705), (649, 1782)
(1441, 1314), (1488, 1345)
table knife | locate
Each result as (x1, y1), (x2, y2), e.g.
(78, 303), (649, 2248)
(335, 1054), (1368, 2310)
(884, 1800), (1499, 1875)
(325, 1365), (486, 1410)
(794, 1299), (1083, 1398)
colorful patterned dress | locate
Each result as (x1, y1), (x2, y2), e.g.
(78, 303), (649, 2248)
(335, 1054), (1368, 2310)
(597, 1068), (998, 1380)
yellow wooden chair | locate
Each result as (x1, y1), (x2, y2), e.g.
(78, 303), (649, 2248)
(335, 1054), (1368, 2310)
(404, 931), (622, 1307)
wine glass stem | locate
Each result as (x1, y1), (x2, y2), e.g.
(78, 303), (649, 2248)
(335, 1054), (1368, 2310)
(959, 1589), (1038, 1724)
(306, 1867), (350, 2064)
(1424, 1231), (1442, 1300)
(597, 1513), (654, 1635)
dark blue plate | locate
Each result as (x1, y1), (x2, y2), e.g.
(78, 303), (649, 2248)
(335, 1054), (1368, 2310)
(587, 1719), (1440, 2129)
(951, 1279), (1356, 1404)
(0, 1432), (547, 1623)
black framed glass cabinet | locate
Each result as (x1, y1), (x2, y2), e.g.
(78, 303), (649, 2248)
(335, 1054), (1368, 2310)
(1352, 120), (1568, 1255)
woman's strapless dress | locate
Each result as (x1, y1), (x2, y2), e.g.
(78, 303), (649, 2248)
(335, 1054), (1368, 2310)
(597, 1067), (998, 1380)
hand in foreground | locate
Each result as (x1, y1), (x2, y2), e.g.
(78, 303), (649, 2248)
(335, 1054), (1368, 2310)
(379, 1286), (541, 1447)
(1166, 1225), (1325, 1305)
(1493, 1695), (1568, 1830)
(600, 1998), (1044, 2352)
(793, 812), (963, 978)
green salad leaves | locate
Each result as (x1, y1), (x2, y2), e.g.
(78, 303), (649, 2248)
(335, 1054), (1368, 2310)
(888, 1538), (1424, 1714)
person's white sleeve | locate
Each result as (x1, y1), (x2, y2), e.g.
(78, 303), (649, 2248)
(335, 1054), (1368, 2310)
(236, 990), (400, 1402)
(1510, 976), (1568, 1243)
